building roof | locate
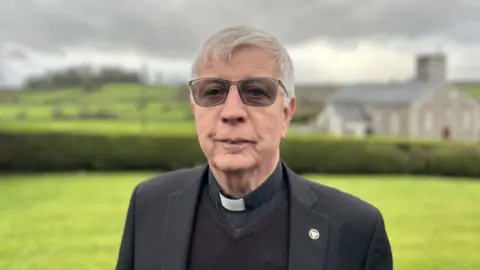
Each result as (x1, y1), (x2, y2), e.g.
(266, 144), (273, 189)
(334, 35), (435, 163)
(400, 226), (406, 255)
(327, 81), (448, 107)
(294, 84), (338, 103)
(333, 104), (370, 122)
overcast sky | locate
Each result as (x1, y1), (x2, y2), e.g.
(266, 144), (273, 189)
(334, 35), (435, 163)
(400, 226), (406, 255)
(1, 0), (480, 86)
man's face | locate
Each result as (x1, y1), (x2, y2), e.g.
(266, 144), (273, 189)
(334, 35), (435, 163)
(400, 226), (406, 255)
(191, 46), (296, 172)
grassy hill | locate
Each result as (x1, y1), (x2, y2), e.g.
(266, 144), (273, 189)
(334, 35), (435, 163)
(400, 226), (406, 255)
(0, 83), (186, 120)
(0, 83), (196, 134)
(457, 83), (480, 100)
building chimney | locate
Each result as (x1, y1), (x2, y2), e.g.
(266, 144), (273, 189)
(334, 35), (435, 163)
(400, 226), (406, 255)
(415, 53), (447, 83)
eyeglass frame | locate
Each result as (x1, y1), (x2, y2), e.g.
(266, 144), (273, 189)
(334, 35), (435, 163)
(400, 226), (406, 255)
(187, 76), (289, 107)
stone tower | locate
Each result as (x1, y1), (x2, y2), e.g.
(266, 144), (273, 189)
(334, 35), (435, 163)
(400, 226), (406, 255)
(415, 53), (447, 83)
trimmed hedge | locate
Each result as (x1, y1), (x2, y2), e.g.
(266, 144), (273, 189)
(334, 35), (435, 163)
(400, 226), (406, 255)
(1, 131), (480, 178)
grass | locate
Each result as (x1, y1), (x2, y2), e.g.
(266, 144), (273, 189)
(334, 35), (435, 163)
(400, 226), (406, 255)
(458, 83), (480, 101)
(0, 120), (197, 135)
(0, 83), (190, 123)
(0, 173), (479, 270)
(0, 83), (176, 106)
(0, 83), (199, 135)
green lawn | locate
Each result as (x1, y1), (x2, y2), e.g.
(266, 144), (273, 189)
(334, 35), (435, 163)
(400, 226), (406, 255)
(0, 120), (197, 135)
(0, 173), (479, 270)
(459, 83), (480, 101)
(0, 83), (194, 135)
(0, 83), (191, 124)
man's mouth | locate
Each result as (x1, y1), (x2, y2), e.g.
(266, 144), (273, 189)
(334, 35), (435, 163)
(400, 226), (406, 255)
(216, 138), (254, 145)
(219, 140), (252, 144)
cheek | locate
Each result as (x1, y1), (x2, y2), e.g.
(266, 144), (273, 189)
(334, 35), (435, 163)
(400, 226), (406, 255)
(194, 113), (216, 153)
(194, 110), (213, 130)
(253, 112), (284, 140)
(194, 112), (213, 141)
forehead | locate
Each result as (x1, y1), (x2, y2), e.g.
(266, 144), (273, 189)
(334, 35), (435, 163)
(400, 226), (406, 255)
(196, 46), (279, 80)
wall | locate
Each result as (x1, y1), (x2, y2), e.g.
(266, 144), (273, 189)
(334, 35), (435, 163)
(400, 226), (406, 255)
(344, 121), (368, 137)
(412, 87), (479, 141)
(369, 106), (411, 138)
(313, 104), (343, 135)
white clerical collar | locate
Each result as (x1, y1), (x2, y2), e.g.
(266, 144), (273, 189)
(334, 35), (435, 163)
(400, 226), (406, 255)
(219, 192), (246, 212)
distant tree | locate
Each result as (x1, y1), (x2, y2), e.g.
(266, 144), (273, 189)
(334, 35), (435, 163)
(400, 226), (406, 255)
(82, 77), (102, 93)
(365, 126), (374, 137)
(0, 92), (20, 104)
(15, 111), (27, 120)
(24, 65), (141, 90)
(51, 105), (67, 119)
(137, 89), (149, 133)
(137, 89), (149, 112)
(173, 85), (191, 102)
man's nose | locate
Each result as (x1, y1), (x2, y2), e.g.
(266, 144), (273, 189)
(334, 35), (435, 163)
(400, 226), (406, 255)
(220, 86), (247, 124)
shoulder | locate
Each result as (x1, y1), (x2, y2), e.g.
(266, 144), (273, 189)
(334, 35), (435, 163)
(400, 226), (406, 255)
(132, 165), (206, 202)
(300, 176), (383, 226)
(300, 176), (393, 263)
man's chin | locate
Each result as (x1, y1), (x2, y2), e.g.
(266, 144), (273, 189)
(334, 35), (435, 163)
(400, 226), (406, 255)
(212, 154), (256, 172)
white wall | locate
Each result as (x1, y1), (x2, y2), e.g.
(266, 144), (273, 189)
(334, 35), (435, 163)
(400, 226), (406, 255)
(344, 121), (367, 137)
(317, 105), (343, 135)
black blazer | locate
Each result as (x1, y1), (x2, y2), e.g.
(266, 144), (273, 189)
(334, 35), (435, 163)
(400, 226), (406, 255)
(115, 163), (393, 270)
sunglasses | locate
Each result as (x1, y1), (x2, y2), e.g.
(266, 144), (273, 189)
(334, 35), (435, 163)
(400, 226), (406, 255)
(188, 77), (288, 107)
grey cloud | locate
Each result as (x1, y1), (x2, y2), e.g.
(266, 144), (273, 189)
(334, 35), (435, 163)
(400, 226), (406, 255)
(0, 0), (479, 57)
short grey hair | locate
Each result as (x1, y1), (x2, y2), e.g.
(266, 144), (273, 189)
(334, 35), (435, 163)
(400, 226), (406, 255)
(191, 25), (295, 107)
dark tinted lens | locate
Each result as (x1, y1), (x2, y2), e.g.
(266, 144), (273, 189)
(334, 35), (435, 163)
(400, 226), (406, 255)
(239, 78), (278, 106)
(191, 79), (229, 106)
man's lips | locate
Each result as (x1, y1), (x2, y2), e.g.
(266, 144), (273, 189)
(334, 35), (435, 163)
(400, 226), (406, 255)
(215, 139), (254, 144)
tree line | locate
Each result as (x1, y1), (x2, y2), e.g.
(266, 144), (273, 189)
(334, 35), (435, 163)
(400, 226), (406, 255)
(25, 65), (142, 91)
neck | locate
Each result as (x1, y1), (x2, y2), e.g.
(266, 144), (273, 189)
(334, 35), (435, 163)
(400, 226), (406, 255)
(210, 157), (280, 198)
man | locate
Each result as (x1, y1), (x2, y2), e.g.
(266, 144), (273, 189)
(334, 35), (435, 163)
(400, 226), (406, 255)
(115, 26), (393, 270)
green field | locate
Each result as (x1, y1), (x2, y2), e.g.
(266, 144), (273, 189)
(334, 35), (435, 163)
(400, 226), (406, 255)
(0, 120), (197, 135)
(460, 83), (480, 101)
(0, 83), (196, 134)
(0, 173), (479, 270)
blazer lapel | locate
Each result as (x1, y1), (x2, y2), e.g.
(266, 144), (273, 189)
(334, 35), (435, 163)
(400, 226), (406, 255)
(285, 164), (329, 270)
(161, 165), (207, 270)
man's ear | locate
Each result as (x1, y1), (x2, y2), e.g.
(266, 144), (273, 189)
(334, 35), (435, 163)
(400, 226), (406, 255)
(281, 98), (296, 138)
(190, 94), (196, 112)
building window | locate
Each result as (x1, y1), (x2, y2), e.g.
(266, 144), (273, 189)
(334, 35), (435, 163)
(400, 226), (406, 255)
(424, 111), (433, 131)
(390, 113), (400, 134)
(463, 111), (471, 129)
(375, 112), (382, 127)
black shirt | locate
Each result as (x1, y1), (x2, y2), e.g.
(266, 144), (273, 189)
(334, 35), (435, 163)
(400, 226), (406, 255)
(188, 190), (290, 270)
(206, 161), (287, 233)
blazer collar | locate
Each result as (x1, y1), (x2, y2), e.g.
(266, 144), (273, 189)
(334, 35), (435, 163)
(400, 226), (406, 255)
(283, 162), (329, 270)
(161, 162), (329, 270)
(161, 165), (206, 270)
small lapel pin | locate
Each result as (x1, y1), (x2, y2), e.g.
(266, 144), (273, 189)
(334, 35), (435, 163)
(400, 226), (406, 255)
(308, 228), (320, 240)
